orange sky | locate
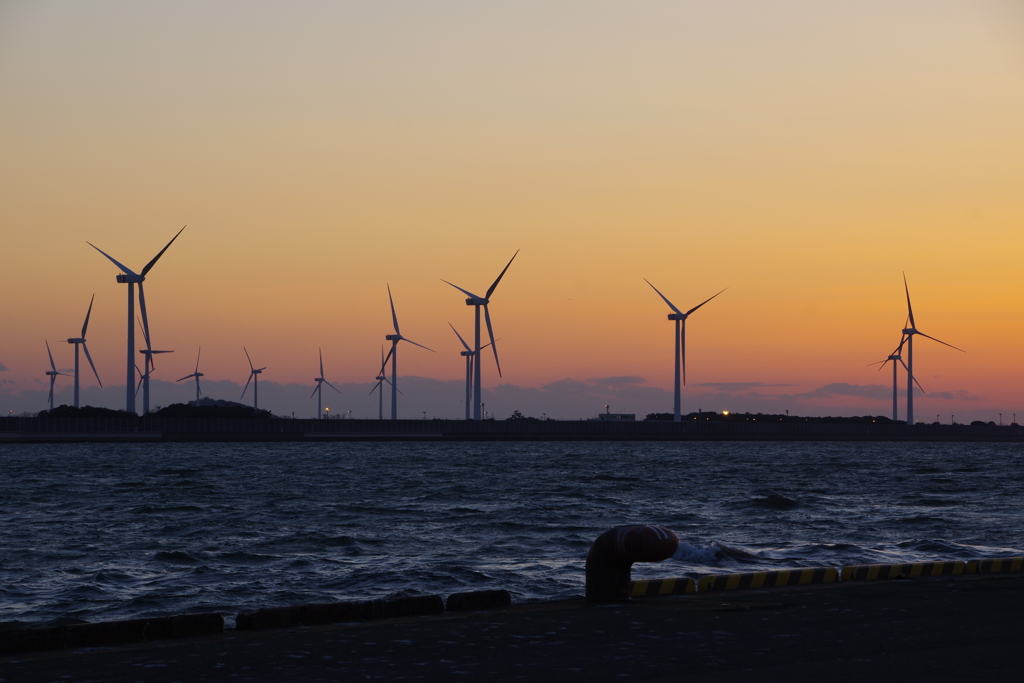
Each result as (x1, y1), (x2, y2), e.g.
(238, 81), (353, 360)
(1, 1), (1023, 420)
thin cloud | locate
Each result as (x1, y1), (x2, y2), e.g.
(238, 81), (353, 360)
(792, 383), (893, 400)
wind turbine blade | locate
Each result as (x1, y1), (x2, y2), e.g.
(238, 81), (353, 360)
(256, 366), (267, 372)
(324, 380), (341, 394)
(485, 250), (519, 299)
(449, 323), (472, 352)
(241, 371), (253, 398)
(319, 347), (324, 378)
(484, 305), (501, 376)
(48, 376), (55, 405)
(87, 242), (138, 277)
(903, 273), (915, 329)
(868, 359), (888, 370)
(379, 347), (394, 375)
(177, 374), (193, 382)
(82, 294), (95, 337)
(311, 383), (321, 399)
(643, 279), (683, 315)
(46, 340), (57, 372)
(441, 279), (480, 300)
(140, 226), (185, 277)
(916, 331), (965, 353)
(369, 381), (380, 396)
(244, 347), (254, 372)
(685, 288), (728, 316)
(387, 284), (401, 335)
(82, 342), (102, 386)
(400, 338), (434, 352)
(138, 283), (152, 352)
(194, 346), (201, 374)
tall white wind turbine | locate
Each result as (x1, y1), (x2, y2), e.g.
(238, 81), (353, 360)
(311, 348), (341, 418)
(442, 251), (518, 420)
(901, 274), (964, 425)
(43, 341), (71, 411)
(241, 348), (266, 410)
(645, 280), (726, 422)
(450, 323), (476, 421)
(177, 347), (204, 403)
(137, 315), (173, 415)
(65, 294), (102, 407)
(381, 285), (433, 420)
(88, 226), (185, 414)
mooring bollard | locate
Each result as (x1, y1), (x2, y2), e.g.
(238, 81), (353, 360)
(585, 525), (679, 603)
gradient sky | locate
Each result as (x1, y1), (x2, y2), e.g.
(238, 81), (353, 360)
(2, 1), (1023, 420)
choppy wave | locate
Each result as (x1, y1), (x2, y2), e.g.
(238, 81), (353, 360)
(1, 441), (1023, 628)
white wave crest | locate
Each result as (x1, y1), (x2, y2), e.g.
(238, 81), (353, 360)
(671, 541), (724, 564)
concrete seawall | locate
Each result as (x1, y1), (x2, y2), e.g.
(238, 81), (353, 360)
(2, 416), (1023, 443)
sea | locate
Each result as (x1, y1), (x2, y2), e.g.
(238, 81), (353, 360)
(2, 441), (1023, 629)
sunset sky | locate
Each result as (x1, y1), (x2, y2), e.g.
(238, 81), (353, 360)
(2, 1), (1022, 420)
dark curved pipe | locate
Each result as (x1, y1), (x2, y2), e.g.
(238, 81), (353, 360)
(585, 525), (679, 602)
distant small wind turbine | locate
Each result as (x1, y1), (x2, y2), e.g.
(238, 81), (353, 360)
(645, 279), (726, 422)
(43, 341), (71, 411)
(88, 226), (185, 414)
(370, 346), (400, 421)
(381, 285), (433, 420)
(177, 347), (204, 403)
(137, 315), (173, 415)
(442, 251), (518, 420)
(449, 323), (496, 421)
(901, 274), (963, 424)
(311, 348), (341, 418)
(869, 331), (924, 421)
(241, 347), (266, 410)
(65, 294), (102, 408)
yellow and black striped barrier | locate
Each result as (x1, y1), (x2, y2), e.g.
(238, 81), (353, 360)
(697, 567), (838, 592)
(629, 577), (697, 597)
(841, 561), (966, 581)
(967, 557), (1024, 574)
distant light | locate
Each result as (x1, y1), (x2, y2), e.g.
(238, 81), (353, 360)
(722, 411), (730, 416)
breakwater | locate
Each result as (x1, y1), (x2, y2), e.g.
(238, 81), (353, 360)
(2, 416), (1022, 442)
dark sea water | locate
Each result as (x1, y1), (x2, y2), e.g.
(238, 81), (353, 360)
(2, 441), (1023, 629)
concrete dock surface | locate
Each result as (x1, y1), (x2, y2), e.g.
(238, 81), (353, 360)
(3, 574), (1022, 682)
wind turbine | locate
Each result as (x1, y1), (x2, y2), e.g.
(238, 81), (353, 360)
(311, 348), (341, 418)
(901, 274), (964, 425)
(449, 324), (496, 421)
(43, 341), (71, 411)
(381, 285), (433, 420)
(241, 347), (266, 410)
(177, 347), (204, 403)
(870, 332), (924, 421)
(370, 346), (400, 421)
(65, 294), (102, 407)
(136, 315), (173, 415)
(441, 251), (518, 420)
(645, 279), (727, 422)
(88, 226), (185, 414)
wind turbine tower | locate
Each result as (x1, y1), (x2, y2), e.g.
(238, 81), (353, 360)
(442, 251), (518, 420)
(382, 285), (433, 420)
(137, 315), (173, 415)
(870, 335), (924, 422)
(88, 227), (185, 414)
(65, 294), (102, 407)
(370, 346), (397, 421)
(901, 274), (963, 425)
(645, 280), (726, 422)
(311, 348), (341, 418)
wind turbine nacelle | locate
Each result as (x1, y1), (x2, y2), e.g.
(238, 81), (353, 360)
(385, 334), (400, 341)
(466, 297), (488, 306)
(67, 338), (84, 344)
(116, 274), (128, 283)
(902, 328), (915, 335)
(668, 313), (686, 321)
